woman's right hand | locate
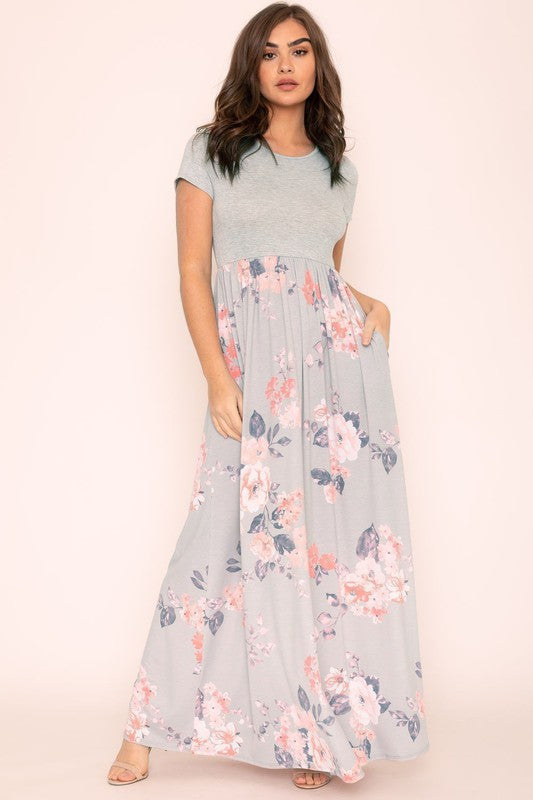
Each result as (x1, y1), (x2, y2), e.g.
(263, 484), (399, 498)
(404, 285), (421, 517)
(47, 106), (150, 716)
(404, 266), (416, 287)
(207, 371), (243, 441)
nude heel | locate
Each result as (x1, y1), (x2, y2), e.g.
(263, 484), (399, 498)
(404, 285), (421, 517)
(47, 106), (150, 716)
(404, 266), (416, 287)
(107, 746), (152, 785)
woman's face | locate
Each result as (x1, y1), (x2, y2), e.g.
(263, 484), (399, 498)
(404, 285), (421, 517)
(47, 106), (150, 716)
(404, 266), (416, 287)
(258, 18), (316, 109)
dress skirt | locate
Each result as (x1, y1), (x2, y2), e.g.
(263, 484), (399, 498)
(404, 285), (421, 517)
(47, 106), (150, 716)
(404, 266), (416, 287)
(121, 254), (430, 784)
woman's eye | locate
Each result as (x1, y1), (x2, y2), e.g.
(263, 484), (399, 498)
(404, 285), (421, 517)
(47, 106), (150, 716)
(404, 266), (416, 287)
(262, 49), (309, 60)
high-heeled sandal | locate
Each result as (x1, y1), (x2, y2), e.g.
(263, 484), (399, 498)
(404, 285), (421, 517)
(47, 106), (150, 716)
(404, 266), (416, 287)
(292, 770), (332, 789)
(107, 745), (152, 785)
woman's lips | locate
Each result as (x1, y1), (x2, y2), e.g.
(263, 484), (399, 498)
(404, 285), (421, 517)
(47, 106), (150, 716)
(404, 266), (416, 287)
(276, 82), (299, 91)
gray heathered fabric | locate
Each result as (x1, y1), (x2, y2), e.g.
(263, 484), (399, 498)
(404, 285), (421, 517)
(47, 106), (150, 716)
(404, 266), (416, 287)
(175, 131), (358, 268)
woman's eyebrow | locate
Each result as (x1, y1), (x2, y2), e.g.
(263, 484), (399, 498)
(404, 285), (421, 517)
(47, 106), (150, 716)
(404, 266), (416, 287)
(265, 37), (312, 47)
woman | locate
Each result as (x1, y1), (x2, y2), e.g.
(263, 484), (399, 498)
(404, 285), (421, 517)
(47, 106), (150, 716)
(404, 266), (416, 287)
(107, 2), (429, 790)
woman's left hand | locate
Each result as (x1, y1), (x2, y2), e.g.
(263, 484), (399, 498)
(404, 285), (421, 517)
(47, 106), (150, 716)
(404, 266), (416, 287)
(361, 300), (391, 350)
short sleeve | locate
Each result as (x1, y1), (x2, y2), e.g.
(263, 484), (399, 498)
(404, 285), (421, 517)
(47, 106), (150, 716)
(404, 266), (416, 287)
(174, 131), (214, 199)
(341, 156), (358, 224)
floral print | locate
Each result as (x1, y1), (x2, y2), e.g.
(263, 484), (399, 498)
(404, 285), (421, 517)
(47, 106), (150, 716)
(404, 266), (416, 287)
(124, 642), (427, 784)
(123, 255), (429, 783)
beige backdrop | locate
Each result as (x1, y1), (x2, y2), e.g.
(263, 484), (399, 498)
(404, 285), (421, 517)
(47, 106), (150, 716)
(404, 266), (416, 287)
(1, 1), (531, 798)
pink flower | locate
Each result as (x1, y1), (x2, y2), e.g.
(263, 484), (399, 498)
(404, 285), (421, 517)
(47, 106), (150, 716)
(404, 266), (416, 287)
(308, 542), (319, 574)
(274, 720), (307, 764)
(217, 304), (231, 337)
(340, 572), (369, 605)
(257, 256), (287, 293)
(327, 413), (361, 463)
(236, 259), (252, 287)
(189, 433), (207, 511)
(319, 552), (336, 571)
(263, 255), (279, 271)
(339, 559), (390, 622)
(377, 524), (403, 562)
(240, 462), (271, 513)
(385, 569), (410, 603)
(202, 686), (231, 725)
(329, 455), (350, 478)
(340, 749), (367, 783)
(279, 399), (301, 428)
(306, 728), (335, 772)
(287, 525), (308, 568)
(123, 710), (150, 743)
(250, 531), (275, 561)
(324, 667), (349, 693)
(191, 718), (215, 753)
(314, 399), (329, 422)
(324, 482), (339, 504)
(265, 376), (298, 416)
(192, 629), (203, 663)
(274, 488), (303, 529)
(179, 594), (205, 627)
(241, 435), (269, 463)
(223, 582), (244, 610)
(301, 269), (322, 305)
(323, 295), (361, 358)
(348, 676), (380, 726)
(212, 722), (243, 755)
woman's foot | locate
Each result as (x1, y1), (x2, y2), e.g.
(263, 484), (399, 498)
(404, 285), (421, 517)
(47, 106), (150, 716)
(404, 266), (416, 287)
(292, 769), (331, 788)
(107, 739), (151, 783)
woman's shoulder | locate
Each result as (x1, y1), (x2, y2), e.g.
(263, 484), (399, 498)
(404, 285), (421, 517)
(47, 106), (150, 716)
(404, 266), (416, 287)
(341, 151), (358, 184)
(183, 128), (210, 158)
(175, 128), (214, 196)
(339, 152), (359, 224)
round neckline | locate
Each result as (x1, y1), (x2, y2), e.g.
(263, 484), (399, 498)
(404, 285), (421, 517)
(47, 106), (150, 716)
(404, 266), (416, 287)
(259, 140), (319, 160)
(271, 145), (319, 159)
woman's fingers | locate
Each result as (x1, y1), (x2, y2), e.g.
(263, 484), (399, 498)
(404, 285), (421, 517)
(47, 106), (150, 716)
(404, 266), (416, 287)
(211, 416), (230, 439)
(236, 389), (243, 419)
(221, 407), (242, 440)
(211, 398), (242, 441)
(215, 418), (240, 440)
(207, 375), (244, 441)
(361, 324), (372, 346)
(358, 300), (391, 348)
(361, 320), (389, 347)
(225, 391), (243, 438)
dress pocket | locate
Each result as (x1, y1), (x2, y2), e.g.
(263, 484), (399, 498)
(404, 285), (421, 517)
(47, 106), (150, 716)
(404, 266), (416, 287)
(341, 276), (389, 355)
(341, 278), (389, 355)
(372, 327), (389, 354)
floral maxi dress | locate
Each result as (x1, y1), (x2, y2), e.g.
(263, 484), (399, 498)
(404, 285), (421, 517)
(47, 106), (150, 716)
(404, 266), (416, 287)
(121, 131), (430, 784)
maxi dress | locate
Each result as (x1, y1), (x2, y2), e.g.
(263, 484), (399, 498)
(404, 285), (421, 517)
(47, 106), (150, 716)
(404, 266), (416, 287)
(121, 131), (430, 784)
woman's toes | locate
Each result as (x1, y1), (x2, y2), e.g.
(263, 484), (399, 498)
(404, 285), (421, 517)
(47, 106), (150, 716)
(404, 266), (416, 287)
(108, 767), (134, 781)
(293, 769), (330, 787)
(116, 768), (136, 781)
(310, 771), (328, 785)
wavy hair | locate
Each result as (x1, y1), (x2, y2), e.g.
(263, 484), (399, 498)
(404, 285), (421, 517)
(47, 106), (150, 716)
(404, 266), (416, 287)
(190, 2), (353, 188)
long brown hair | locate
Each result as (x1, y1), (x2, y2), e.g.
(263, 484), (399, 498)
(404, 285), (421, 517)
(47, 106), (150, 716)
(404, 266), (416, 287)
(192, 3), (353, 188)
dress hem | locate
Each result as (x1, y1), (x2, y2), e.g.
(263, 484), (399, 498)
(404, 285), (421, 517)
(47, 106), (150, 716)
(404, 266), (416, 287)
(125, 737), (430, 782)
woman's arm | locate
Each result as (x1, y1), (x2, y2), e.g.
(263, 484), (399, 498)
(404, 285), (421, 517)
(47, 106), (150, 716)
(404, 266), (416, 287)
(175, 179), (243, 441)
(333, 229), (391, 349)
